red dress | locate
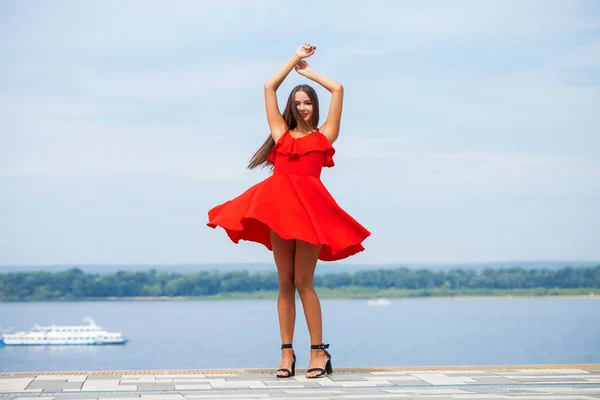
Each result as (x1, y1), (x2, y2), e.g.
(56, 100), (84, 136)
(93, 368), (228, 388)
(207, 130), (370, 261)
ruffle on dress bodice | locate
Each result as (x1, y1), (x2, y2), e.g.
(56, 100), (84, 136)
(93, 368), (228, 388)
(266, 130), (335, 168)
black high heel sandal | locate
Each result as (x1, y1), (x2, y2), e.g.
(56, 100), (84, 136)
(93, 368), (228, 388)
(306, 343), (333, 379)
(276, 343), (296, 378)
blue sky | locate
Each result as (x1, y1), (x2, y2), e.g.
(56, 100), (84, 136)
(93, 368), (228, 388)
(1, 0), (599, 265)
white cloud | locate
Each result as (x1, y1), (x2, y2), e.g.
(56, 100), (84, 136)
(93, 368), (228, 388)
(557, 39), (600, 68)
(335, 136), (410, 159)
(1, 149), (247, 181)
(1, 0), (281, 55)
(0, 113), (252, 180)
(426, 153), (600, 195)
(322, 0), (599, 51)
(75, 62), (273, 101)
(334, 151), (600, 201)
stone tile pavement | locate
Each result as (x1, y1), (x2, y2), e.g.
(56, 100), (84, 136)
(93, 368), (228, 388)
(0, 365), (599, 399)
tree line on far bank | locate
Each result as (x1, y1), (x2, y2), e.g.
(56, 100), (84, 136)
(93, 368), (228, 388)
(0, 265), (598, 301)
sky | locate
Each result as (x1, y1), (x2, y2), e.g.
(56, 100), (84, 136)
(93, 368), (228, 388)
(1, 0), (599, 266)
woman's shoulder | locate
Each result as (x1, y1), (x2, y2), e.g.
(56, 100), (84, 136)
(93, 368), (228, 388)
(317, 125), (338, 144)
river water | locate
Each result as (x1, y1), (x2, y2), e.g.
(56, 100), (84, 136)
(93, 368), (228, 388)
(1, 297), (599, 372)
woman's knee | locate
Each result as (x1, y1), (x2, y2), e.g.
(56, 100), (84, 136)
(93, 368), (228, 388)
(293, 240), (320, 293)
(278, 276), (296, 293)
(294, 277), (314, 293)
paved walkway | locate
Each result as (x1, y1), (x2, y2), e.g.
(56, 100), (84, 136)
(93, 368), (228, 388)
(1, 365), (599, 399)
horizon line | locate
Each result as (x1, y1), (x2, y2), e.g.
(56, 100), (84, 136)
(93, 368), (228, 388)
(1, 259), (599, 268)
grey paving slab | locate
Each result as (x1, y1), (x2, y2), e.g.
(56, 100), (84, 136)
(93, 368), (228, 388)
(134, 384), (175, 391)
(285, 381), (324, 388)
(385, 379), (431, 385)
(1, 365), (600, 399)
(471, 376), (522, 384)
(226, 376), (281, 381)
(86, 376), (125, 380)
(327, 375), (370, 381)
(26, 381), (83, 391)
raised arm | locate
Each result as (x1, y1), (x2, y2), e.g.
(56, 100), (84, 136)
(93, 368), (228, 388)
(295, 61), (343, 144)
(265, 44), (316, 142)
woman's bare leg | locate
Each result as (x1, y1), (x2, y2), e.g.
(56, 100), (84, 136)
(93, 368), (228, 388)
(270, 230), (296, 377)
(293, 240), (329, 378)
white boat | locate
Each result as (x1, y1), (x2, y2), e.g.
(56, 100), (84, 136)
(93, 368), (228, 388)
(367, 298), (391, 306)
(0, 317), (128, 346)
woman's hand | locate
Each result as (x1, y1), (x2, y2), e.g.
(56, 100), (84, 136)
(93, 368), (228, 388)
(295, 43), (316, 60)
(294, 60), (313, 77)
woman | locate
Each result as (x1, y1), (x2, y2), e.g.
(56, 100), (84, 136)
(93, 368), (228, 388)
(207, 43), (370, 379)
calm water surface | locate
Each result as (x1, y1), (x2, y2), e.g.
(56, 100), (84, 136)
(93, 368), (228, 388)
(1, 298), (599, 372)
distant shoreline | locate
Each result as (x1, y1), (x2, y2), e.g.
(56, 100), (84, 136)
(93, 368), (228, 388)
(2, 267), (598, 302)
(2, 288), (598, 302)
(1, 260), (598, 275)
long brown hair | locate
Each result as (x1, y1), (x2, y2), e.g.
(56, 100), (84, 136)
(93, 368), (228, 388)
(248, 84), (320, 169)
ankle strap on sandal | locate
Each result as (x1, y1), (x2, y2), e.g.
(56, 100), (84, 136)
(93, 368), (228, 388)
(311, 343), (329, 350)
(281, 343), (293, 350)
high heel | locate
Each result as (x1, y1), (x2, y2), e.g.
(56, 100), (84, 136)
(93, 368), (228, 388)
(276, 343), (296, 378)
(306, 343), (332, 378)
